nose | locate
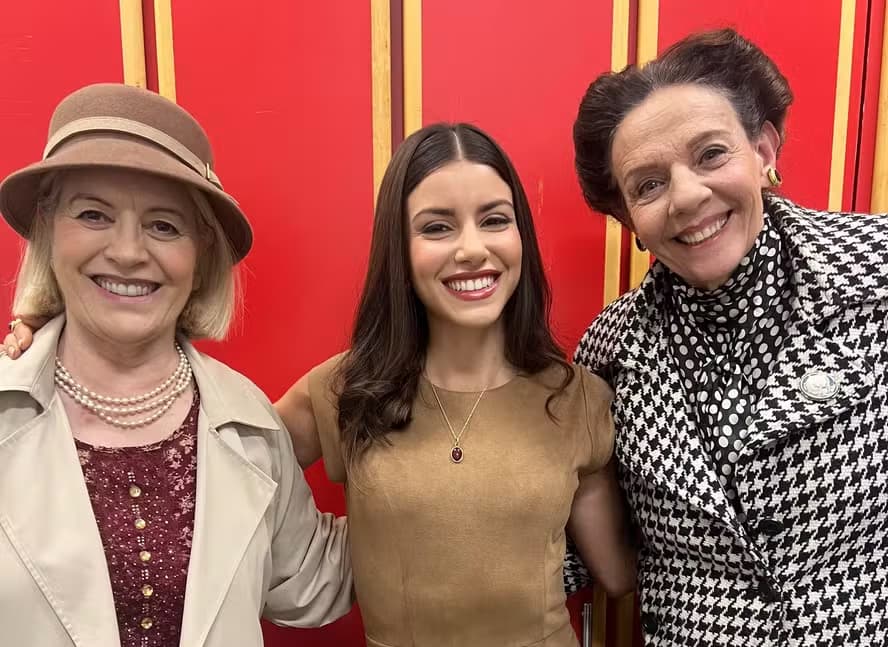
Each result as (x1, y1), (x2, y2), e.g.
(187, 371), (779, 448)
(667, 164), (712, 218)
(454, 222), (489, 265)
(103, 217), (150, 267)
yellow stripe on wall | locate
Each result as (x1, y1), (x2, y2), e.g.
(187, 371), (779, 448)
(154, 0), (177, 101)
(371, 0), (392, 202)
(119, 0), (147, 88)
(403, 0), (423, 137)
(628, 0), (658, 289)
(871, 4), (888, 212)
(828, 0), (856, 211)
(603, 0), (631, 308)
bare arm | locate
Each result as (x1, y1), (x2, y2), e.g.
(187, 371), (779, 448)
(275, 374), (323, 470)
(567, 458), (637, 597)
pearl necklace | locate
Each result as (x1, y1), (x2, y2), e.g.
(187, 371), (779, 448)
(54, 344), (193, 428)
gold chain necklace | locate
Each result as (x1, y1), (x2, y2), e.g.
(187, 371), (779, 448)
(429, 381), (487, 463)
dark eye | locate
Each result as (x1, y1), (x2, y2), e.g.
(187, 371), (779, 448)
(637, 179), (662, 198)
(148, 220), (182, 239)
(482, 214), (513, 229)
(700, 147), (726, 164)
(75, 209), (111, 225)
(421, 222), (451, 236)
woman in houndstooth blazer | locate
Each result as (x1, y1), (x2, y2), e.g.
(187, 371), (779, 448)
(566, 28), (888, 645)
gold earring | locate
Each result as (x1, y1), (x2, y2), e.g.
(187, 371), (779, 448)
(767, 167), (782, 187)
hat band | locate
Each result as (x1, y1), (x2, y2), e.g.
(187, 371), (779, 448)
(43, 116), (223, 189)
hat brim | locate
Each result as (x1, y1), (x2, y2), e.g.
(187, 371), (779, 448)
(0, 135), (252, 261)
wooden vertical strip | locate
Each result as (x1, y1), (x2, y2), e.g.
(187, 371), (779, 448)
(590, 586), (608, 647)
(154, 0), (177, 101)
(372, 0), (393, 202)
(614, 592), (636, 647)
(119, 0), (147, 88)
(628, 0), (658, 288)
(828, 0), (856, 211)
(603, 0), (631, 307)
(402, 0), (422, 137)
(871, 1), (888, 211)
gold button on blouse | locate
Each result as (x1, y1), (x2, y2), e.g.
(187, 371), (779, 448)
(134, 518), (147, 530)
(129, 484), (142, 498)
(140, 617), (154, 630)
(141, 584), (154, 598)
(139, 550), (152, 562)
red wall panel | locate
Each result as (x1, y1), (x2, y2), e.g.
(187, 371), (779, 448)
(422, 0), (614, 349)
(169, 1), (374, 643)
(0, 2), (124, 325)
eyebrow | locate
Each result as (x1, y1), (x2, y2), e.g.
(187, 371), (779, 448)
(68, 192), (185, 218)
(68, 193), (113, 208)
(413, 199), (514, 219)
(686, 128), (732, 150)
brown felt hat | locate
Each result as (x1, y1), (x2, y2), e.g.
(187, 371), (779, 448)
(0, 83), (252, 261)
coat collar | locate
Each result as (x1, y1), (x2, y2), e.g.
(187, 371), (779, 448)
(613, 196), (888, 369)
(0, 315), (279, 432)
(0, 317), (280, 646)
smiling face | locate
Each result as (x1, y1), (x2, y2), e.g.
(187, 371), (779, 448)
(611, 83), (779, 290)
(407, 160), (522, 335)
(50, 167), (200, 347)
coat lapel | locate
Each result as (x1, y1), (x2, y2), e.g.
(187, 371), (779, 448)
(178, 346), (278, 647)
(743, 311), (875, 452)
(614, 281), (738, 528)
(0, 318), (120, 647)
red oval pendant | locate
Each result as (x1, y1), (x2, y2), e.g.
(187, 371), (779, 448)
(450, 446), (464, 463)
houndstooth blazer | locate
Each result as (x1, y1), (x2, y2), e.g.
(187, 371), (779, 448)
(571, 197), (888, 645)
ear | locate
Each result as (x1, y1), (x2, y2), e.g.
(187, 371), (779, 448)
(755, 121), (781, 188)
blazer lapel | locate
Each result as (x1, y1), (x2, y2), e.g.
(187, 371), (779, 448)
(178, 348), (278, 646)
(0, 402), (120, 647)
(744, 316), (875, 453)
(615, 291), (738, 528)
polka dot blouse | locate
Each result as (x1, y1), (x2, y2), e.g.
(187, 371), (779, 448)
(663, 218), (793, 515)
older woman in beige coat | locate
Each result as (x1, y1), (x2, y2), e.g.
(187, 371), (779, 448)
(0, 83), (351, 647)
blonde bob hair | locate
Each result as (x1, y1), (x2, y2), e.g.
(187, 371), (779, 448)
(12, 172), (241, 340)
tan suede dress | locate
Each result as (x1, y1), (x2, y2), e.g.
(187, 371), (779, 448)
(309, 357), (614, 647)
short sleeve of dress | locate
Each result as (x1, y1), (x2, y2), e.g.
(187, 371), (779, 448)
(307, 353), (348, 483)
(575, 365), (616, 475)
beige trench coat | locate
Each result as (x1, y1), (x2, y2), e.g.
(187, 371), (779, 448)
(0, 317), (352, 646)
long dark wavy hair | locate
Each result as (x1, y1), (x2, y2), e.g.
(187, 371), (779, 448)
(336, 123), (573, 467)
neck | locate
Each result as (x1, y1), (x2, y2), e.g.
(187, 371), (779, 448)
(423, 318), (514, 391)
(57, 317), (183, 397)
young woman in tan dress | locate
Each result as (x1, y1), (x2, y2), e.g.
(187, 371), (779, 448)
(7, 122), (634, 646)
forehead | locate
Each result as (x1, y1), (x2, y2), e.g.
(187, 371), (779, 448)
(612, 84), (745, 171)
(407, 160), (512, 213)
(59, 167), (192, 208)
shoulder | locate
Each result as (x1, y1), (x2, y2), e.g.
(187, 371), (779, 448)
(770, 195), (888, 249)
(186, 346), (282, 433)
(573, 287), (646, 376)
(307, 352), (347, 393)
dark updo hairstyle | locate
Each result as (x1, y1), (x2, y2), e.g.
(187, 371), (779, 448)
(573, 28), (794, 224)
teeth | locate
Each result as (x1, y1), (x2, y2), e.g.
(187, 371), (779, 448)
(96, 278), (154, 297)
(678, 216), (728, 245)
(446, 275), (496, 292)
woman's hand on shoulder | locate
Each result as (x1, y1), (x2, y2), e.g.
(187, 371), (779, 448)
(276, 374), (323, 470)
(3, 315), (47, 359)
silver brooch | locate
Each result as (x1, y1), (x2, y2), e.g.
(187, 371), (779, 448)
(799, 370), (839, 402)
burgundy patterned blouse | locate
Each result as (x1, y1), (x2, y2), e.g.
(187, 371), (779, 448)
(76, 392), (199, 647)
